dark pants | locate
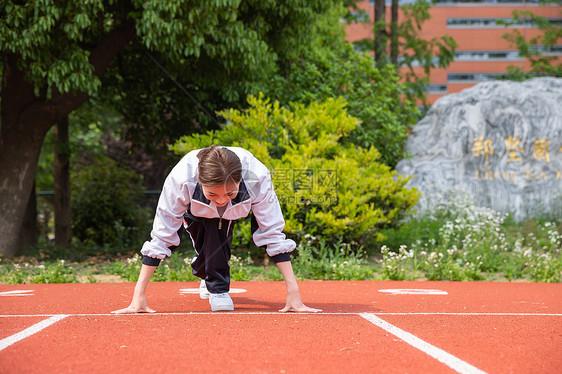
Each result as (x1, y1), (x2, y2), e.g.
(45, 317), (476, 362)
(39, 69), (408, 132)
(184, 211), (235, 294)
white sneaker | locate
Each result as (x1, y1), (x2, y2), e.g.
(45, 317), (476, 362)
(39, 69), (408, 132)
(199, 280), (210, 300)
(209, 292), (234, 312)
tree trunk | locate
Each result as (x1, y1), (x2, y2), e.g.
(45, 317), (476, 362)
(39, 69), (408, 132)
(0, 22), (135, 257)
(54, 116), (71, 247)
(18, 179), (39, 253)
(0, 122), (49, 256)
(390, 0), (399, 65)
(374, 0), (387, 66)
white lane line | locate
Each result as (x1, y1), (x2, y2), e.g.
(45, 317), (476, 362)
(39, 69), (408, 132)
(360, 313), (486, 374)
(179, 288), (247, 295)
(0, 314), (68, 352)
(0, 311), (561, 318)
(0, 290), (34, 297)
(0, 312), (357, 317)
(375, 312), (562, 316)
(379, 289), (448, 295)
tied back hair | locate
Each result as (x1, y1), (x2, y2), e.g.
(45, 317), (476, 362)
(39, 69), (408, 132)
(197, 146), (242, 186)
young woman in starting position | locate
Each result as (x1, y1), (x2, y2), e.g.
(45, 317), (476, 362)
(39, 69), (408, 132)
(112, 146), (321, 313)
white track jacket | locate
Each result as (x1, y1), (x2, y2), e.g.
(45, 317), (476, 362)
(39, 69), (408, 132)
(140, 147), (296, 261)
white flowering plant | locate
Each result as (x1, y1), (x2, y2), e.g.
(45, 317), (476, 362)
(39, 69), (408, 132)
(379, 194), (562, 282)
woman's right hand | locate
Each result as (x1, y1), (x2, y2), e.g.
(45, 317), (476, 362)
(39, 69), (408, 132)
(111, 294), (156, 314)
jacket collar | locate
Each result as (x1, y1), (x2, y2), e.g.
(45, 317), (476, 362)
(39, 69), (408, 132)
(192, 180), (250, 206)
(192, 183), (210, 205)
(231, 181), (250, 205)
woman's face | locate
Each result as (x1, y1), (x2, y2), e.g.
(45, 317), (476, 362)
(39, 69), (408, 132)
(201, 182), (240, 207)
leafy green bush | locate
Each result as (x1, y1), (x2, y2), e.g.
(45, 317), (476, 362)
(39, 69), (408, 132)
(71, 157), (150, 249)
(172, 95), (419, 249)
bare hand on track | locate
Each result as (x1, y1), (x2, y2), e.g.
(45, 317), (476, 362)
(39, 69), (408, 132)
(111, 305), (156, 314)
(111, 294), (156, 314)
(279, 290), (322, 313)
(279, 304), (322, 313)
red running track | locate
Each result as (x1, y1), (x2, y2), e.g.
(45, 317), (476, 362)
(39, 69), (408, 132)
(1, 281), (561, 373)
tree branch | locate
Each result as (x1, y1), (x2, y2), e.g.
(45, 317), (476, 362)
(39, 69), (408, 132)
(20, 20), (136, 127)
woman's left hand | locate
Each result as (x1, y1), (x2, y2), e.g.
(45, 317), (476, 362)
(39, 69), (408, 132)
(279, 290), (322, 313)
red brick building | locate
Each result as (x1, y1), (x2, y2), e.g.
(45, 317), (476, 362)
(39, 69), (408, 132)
(346, 0), (562, 103)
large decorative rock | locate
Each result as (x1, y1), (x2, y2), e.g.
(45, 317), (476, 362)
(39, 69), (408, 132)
(396, 77), (562, 220)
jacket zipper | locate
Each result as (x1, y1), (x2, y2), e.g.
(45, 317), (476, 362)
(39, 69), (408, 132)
(218, 203), (232, 230)
(218, 206), (227, 230)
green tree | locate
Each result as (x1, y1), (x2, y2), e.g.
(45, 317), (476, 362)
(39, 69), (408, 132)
(374, 0), (387, 66)
(101, 1), (321, 159)
(352, 0), (457, 103)
(267, 5), (419, 167)
(0, 0), (335, 256)
(502, 9), (562, 79)
(398, 0), (456, 102)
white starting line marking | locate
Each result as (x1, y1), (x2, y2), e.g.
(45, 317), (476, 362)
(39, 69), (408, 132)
(179, 288), (247, 295)
(0, 290), (34, 297)
(0, 314), (68, 352)
(379, 289), (448, 295)
(359, 313), (487, 374)
(0, 312), (561, 318)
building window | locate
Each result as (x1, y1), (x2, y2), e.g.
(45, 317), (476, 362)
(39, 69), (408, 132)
(532, 45), (562, 55)
(455, 46), (561, 61)
(448, 73), (506, 82)
(369, 0), (538, 4)
(371, 0), (533, 3)
(371, 0), (421, 4)
(454, 50), (521, 61)
(447, 17), (562, 29)
(426, 84), (448, 93)
(397, 56), (440, 66)
(370, 0), (550, 6)
(434, 0), (539, 4)
(348, 10), (371, 23)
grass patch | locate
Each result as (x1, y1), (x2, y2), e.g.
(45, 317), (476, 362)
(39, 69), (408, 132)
(0, 259), (79, 284)
(0, 240), (377, 284)
(2, 200), (560, 284)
